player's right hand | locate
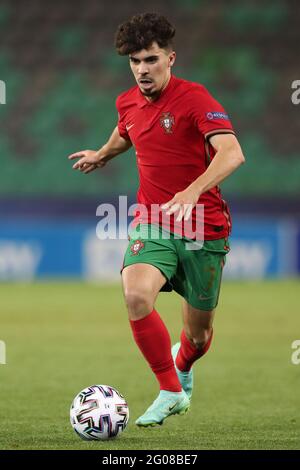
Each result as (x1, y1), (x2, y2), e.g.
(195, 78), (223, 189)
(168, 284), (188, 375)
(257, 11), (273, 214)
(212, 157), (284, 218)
(68, 149), (106, 174)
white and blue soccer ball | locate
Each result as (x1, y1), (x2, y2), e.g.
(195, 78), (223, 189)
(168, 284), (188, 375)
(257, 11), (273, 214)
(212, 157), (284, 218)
(70, 385), (129, 441)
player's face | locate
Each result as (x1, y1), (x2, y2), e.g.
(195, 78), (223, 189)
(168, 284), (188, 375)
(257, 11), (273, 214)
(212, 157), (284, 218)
(129, 42), (176, 100)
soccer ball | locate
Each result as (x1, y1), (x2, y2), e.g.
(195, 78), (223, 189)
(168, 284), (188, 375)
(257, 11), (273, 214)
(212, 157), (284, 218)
(70, 385), (129, 440)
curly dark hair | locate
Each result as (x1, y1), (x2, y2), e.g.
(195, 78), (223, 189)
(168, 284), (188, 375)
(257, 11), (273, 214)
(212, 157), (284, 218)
(114, 13), (176, 55)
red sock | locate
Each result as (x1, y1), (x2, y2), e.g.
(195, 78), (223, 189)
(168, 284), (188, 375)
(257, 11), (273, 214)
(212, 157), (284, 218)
(129, 309), (182, 392)
(176, 329), (213, 372)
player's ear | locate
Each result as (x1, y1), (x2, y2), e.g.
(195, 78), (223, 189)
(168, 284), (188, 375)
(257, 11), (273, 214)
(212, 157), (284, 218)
(169, 51), (176, 67)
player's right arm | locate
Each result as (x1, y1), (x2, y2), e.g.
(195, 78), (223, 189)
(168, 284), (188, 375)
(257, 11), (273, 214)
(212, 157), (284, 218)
(68, 126), (132, 174)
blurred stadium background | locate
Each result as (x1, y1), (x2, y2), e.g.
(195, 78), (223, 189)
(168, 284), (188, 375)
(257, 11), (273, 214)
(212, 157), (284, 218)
(0, 0), (299, 282)
(0, 0), (300, 280)
(1, 0), (300, 451)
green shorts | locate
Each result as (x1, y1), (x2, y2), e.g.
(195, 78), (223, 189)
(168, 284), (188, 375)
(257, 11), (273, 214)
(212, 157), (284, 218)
(122, 224), (230, 311)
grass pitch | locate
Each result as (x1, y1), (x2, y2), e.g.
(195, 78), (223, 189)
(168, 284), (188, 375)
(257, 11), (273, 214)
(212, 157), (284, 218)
(0, 280), (299, 450)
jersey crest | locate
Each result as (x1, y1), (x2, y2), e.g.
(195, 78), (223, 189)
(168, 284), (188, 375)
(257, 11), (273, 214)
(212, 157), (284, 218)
(160, 112), (175, 134)
(130, 239), (144, 255)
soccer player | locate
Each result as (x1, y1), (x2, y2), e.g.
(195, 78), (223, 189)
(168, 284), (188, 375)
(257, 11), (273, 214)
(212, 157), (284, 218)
(68, 13), (245, 427)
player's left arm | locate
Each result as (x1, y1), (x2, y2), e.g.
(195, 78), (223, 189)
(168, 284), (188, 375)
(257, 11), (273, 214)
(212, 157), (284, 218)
(192, 133), (245, 194)
(162, 133), (245, 221)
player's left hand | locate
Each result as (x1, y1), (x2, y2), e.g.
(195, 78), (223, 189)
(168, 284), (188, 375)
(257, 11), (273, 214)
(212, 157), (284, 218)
(161, 184), (201, 222)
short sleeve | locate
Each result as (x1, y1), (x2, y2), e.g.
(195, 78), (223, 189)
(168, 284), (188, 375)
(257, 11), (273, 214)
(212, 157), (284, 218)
(116, 96), (131, 141)
(188, 85), (234, 138)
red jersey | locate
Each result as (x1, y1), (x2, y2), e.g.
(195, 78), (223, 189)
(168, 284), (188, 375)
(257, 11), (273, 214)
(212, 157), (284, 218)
(116, 75), (234, 240)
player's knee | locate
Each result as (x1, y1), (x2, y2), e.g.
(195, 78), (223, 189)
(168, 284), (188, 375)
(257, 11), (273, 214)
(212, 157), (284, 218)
(123, 287), (154, 319)
(192, 328), (212, 350)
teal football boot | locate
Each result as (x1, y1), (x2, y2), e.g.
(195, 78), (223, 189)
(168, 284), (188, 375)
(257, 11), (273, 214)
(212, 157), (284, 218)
(135, 390), (190, 427)
(171, 343), (194, 400)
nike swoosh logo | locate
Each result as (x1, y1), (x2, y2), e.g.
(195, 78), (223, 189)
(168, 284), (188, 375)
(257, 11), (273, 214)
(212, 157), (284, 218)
(168, 403), (177, 412)
(198, 294), (215, 301)
(126, 123), (135, 131)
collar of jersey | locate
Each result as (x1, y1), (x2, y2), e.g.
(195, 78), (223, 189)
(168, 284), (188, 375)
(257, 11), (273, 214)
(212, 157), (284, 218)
(136, 74), (177, 109)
